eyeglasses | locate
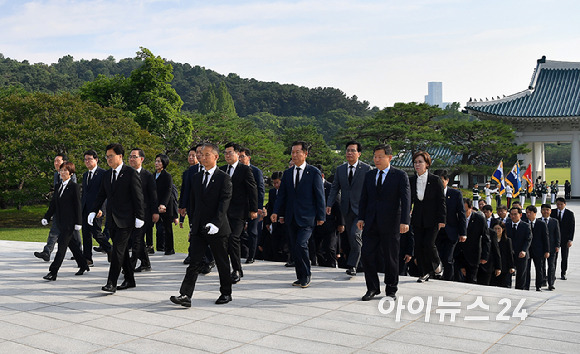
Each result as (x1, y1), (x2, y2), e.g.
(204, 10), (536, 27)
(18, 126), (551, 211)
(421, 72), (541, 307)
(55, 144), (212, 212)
(105, 155), (118, 160)
(84, 158), (95, 161)
(129, 155), (141, 159)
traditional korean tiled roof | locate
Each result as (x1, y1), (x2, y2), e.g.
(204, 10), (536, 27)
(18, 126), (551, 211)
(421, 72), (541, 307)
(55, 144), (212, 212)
(391, 146), (461, 168)
(464, 57), (580, 119)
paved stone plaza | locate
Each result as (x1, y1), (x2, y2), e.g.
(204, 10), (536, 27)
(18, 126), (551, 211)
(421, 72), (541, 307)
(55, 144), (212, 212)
(1, 202), (580, 353)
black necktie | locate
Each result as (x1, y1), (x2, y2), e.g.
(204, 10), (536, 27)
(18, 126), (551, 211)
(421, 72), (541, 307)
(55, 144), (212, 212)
(559, 210), (562, 221)
(544, 218), (548, 223)
(513, 223), (517, 231)
(295, 167), (301, 189)
(376, 170), (384, 192)
(348, 165), (354, 185)
(87, 171), (92, 186)
(227, 165), (232, 176)
(202, 171), (209, 188)
(112, 169), (117, 185)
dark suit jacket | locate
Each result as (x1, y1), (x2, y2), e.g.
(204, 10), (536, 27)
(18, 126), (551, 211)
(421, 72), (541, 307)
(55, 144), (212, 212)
(506, 221), (532, 255)
(91, 164), (145, 228)
(327, 161), (372, 216)
(529, 219), (550, 258)
(81, 167), (106, 214)
(317, 180), (344, 234)
(179, 164), (201, 210)
(274, 164), (326, 228)
(544, 217), (561, 253)
(456, 212), (490, 267)
(551, 208), (575, 242)
(220, 163), (258, 220)
(53, 171), (77, 191)
(45, 181), (82, 234)
(139, 169), (159, 220)
(250, 165), (265, 210)
(443, 187), (466, 242)
(358, 167), (411, 234)
(409, 173), (446, 228)
(498, 236), (515, 272)
(189, 168), (232, 237)
(155, 169), (174, 218)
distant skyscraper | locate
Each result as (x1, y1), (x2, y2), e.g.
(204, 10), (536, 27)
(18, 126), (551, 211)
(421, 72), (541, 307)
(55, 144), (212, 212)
(424, 82), (449, 108)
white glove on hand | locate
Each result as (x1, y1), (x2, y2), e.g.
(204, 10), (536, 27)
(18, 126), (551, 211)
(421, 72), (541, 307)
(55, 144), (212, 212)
(205, 223), (219, 235)
(87, 212), (96, 226)
(135, 218), (145, 228)
(74, 224), (82, 231)
(41, 218), (48, 226)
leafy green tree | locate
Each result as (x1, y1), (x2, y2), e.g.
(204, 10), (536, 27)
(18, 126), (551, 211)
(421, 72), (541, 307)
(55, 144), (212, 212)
(198, 82), (237, 116)
(281, 125), (342, 175)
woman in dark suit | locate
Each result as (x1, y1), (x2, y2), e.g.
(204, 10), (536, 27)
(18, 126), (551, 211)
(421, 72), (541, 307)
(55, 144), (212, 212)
(409, 151), (446, 283)
(42, 162), (89, 280)
(490, 221), (515, 288)
(155, 154), (176, 255)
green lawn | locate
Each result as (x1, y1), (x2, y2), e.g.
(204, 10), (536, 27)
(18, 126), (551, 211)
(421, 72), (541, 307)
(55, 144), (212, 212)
(545, 167), (570, 183)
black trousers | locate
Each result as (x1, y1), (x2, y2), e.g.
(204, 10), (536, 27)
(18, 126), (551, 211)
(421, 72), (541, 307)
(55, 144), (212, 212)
(513, 255), (529, 290)
(107, 223), (135, 287)
(560, 242), (570, 275)
(436, 230), (457, 281)
(131, 221), (151, 268)
(547, 251), (557, 286)
(49, 228), (87, 274)
(525, 254), (545, 290)
(159, 214), (174, 253)
(491, 271), (512, 288)
(180, 231), (232, 298)
(81, 210), (110, 261)
(361, 222), (399, 294)
(454, 253), (478, 283)
(414, 225), (441, 276)
(228, 217), (245, 273)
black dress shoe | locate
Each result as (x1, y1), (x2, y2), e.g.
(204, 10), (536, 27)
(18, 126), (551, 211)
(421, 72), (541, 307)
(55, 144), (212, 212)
(536, 288), (542, 292)
(135, 265), (151, 272)
(164, 250), (175, 255)
(245, 258), (255, 264)
(147, 246), (155, 254)
(548, 285), (555, 290)
(183, 255), (191, 264)
(215, 294), (232, 304)
(75, 267), (90, 276)
(346, 267), (357, 276)
(86, 260), (94, 267)
(118, 280), (136, 290)
(417, 274), (430, 283)
(102, 282), (116, 293)
(361, 289), (380, 301)
(300, 276), (311, 288)
(43, 272), (57, 281)
(285, 261), (295, 267)
(231, 270), (241, 284)
(386, 292), (397, 300)
(170, 294), (191, 307)
(561, 274), (567, 280)
(35, 251), (50, 262)
(93, 246), (105, 253)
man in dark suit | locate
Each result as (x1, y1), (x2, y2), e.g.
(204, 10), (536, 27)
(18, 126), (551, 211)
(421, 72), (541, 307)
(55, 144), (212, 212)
(357, 144), (411, 300)
(178, 146), (200, 264)
(128, 148), (159, 272)
(220, 142), (258, 283)
(524, 205), (550, 291)
(35, 154), (79, 262)
(81, 150), (111, 267)
(327, 140), (372, 276)
(552, 197), (575, 280)
(272, 141), (326, 288)
(170, 143), (233, 307)
(454, 198), (490, 283)
(239, 147), (265, 264)
(434, 170), (466, 281)
(88, 143), (145, 293)
(541, 204), (560, 290)
(506, 206), (533, 290)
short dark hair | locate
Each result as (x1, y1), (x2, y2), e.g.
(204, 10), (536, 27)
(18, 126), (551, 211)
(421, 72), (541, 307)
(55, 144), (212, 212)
(194, 143), (204, 151)
(345, 140), (362, 152)
(59, 161), (76, 174)
(434, 169), (449, 180)
(56, 153), (68, 161)
(556, 197), (567, 204)
(497, 205), (508, 212)
(188, 146), (197, 153)
(373, 144), (392, 155)
(131, 148), (145, 158)
(541, 203), (551, 210)
(241, 147), (252, 156)
(155, 154), (170, 169)
(510, 206), (522, 214)
(84, 150), (98, 160)
(291, 141), (310, 153)
(463, 198), (472, 208)
(271, 171), (283, 180)
(482, 205), (493, 213)
(224, 142), (242, 152)
(313, 164), (323, 173)
(526, 205), (537, 213)
(412, 151), (432, 168)
(105, 143), (124, 156)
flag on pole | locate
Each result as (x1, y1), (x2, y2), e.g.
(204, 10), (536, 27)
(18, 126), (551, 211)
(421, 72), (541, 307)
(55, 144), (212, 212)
(491, 160), (506, 195)
(522, 163), (533, 192)
(505, 162), (521, 198)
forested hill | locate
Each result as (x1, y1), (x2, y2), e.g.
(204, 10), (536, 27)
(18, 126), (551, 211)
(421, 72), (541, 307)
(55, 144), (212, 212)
(0, 53), (374, 117)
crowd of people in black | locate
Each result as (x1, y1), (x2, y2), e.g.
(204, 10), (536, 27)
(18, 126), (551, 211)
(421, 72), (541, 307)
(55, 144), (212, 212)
(34, 141), (575, 307)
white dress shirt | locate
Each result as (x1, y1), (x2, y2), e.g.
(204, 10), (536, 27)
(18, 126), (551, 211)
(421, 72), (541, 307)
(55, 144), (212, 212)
(416, 171), (428, 201)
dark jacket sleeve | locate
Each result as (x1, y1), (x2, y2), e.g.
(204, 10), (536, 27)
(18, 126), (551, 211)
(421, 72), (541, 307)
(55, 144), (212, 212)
(400, 171), (411, 225)
(245, 166), (259, 213)
(211, 174), (232, 229)
(73, 183), (82, 226)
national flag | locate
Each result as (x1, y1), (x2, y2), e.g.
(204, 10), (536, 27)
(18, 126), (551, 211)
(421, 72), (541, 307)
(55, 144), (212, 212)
(505, 162), (521, 198)
(491, 160), (506, 195)
(522, 164), (533, 192)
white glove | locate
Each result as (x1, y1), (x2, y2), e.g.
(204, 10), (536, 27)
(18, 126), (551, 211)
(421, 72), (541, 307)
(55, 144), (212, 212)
(41, 218), (48, 226)
(74, 225), (82, 231)
(87, 212), (96, 226)
(205, 223), (219, 235)
(135, 218), (144, 228)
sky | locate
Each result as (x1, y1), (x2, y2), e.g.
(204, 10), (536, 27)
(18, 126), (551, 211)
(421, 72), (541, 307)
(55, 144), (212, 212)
(1, 0), (580, 109)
